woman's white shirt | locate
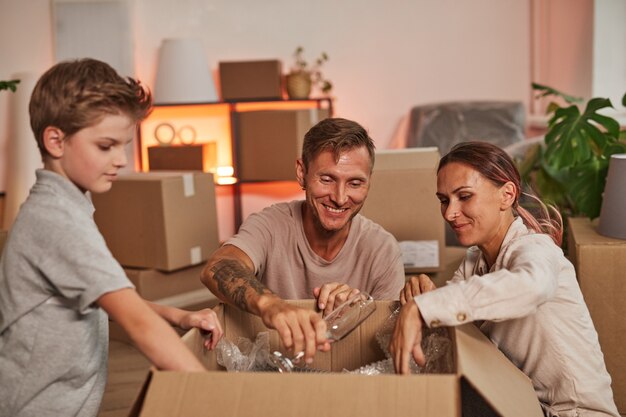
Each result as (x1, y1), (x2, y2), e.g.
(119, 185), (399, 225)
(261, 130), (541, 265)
(414, 217), (618, 416)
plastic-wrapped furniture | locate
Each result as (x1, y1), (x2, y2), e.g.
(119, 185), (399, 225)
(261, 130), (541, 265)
(400, 101), (526, 246)
(406, 101), (526, 156)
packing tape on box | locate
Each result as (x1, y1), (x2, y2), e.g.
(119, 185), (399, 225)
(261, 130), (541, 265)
(190, 246), (202, 264)
(182, 173), (195, 197)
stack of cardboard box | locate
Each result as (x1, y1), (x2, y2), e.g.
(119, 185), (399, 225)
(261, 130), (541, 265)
(568, 218), (626, 413)
(92, 172), (221, 340)
(361, 148), (446, 274)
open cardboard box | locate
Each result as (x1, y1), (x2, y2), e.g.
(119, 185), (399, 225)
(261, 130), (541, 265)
(129, 301), (542, 417)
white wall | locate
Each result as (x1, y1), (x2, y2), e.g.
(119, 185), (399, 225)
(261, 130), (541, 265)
(132, 0), (532, 145)
(593, 0), (626, 112)
(1, 0), (532, 191)
(14, 0), (625, 239)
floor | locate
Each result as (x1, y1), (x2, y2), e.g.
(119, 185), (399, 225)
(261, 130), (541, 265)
(98, 340), (150, 417)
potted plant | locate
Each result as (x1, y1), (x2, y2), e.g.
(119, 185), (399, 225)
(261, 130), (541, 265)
(285, 46), (333, 100)
(0, 79), (20, 92)
(519, 83), (626, 227)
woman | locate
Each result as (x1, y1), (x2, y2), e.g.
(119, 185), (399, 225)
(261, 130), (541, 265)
(390, 141), (618, 416)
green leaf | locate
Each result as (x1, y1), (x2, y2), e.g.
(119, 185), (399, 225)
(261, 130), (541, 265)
(0, 79), (20, 92)
(543, 98), (619, 170)
(566, 158), (609, 219)
(533, 166), (568, 209)
(531, 82), (584, 104)
(605, 141), (626, 157)
(587, 112), (620, 139)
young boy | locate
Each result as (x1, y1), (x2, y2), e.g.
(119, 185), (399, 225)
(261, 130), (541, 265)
(0, 58), (223, 417)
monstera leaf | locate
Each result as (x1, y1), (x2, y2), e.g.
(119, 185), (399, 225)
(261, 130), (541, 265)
(565, 157), (610, 219)
(526, 84), (626, 221)
(544, 98), (620, 170)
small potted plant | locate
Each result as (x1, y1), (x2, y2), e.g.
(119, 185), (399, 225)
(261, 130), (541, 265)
(285, 46), (333, 100)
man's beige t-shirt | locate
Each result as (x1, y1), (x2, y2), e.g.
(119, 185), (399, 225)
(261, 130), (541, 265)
(225, 200), (404, 300)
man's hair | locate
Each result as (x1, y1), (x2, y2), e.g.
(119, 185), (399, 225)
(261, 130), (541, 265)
(301, 118), (376, 172)
(29, 58), (152, 158)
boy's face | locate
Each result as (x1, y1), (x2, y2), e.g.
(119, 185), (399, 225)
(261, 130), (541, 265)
(50, 113), (135, 194)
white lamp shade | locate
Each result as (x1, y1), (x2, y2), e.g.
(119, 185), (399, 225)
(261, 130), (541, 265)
(153, 38), (217, 104)
(598, 153), (626, 240)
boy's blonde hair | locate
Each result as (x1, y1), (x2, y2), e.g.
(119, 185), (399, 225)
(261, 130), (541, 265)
(29, 58), (152, 158)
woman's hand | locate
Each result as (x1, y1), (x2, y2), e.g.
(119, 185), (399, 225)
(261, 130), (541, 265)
(389, 301), (426, 374)
(178, 308), (224, 350)
(400, 274), (436, 305)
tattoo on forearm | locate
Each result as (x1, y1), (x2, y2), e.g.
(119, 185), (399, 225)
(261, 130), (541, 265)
(210, 260), (271, 312)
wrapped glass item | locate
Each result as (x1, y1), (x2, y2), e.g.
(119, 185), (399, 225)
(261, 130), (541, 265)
(269, 292), (376, 373)
(216, 331), (274, 372)
(362, 304), (453, 374)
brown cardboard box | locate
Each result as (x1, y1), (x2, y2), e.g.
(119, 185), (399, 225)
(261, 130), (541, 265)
(218, 60), (283, 101)
(568, 217), (626, 413)
(129, 300), (542, 417)
(361, 148), (445, 273)
(124, 263), (207, 301)
(236, 108), (329, 181)
(147, 143), (217, 172)
(109, 264), (219, 343)
(92, 172), (219, 271)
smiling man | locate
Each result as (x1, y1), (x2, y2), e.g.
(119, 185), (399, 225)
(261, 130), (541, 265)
(201, 118), (404, 363)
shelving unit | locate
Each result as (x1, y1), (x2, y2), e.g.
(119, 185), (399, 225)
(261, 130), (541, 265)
(137, 97), (333, 232)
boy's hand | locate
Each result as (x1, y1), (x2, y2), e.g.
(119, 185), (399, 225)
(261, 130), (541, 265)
(400, 274), (436, 305)
(313, 283), (360, 317)
(178, 308), (224, 350)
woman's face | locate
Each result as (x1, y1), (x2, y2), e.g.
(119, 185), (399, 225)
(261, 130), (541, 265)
(436, 162), (515, 255)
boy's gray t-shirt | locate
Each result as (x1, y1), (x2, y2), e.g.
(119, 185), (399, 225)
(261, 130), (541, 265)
(0, 169), (132, 417)
(226, 200), (405, 300)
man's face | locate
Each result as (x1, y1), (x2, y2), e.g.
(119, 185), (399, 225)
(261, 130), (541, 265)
(297, 146), (372, 234)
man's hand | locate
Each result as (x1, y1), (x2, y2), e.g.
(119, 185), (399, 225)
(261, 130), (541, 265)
(399, 274), (436, 305)
(178, 308), (224, 351)
(313, 282), (360, 317)
(258, 296), (329, 364)
(389, 301), (426, 375)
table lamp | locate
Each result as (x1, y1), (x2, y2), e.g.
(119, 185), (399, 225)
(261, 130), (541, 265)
(597, 153), (626, 240)
(153, 38), (217, 104)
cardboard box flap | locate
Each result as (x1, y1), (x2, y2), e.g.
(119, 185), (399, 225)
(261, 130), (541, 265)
(136, 370), (461, 417)
(569, 217), (626, 247)
(373, 147), (440, 170)
(455, 324), (543, 417)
